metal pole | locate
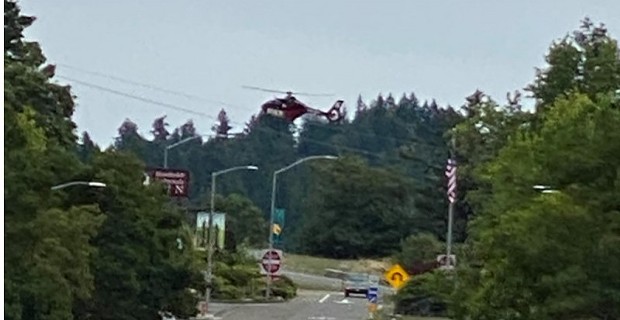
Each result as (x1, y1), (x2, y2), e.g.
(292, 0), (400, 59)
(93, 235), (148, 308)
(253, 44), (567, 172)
(263, 155), (336, 298)
(266, 172), (278, 299)
(446, 202), (454, 267)
(202, 165), (257, 313)
(445, 132), (456, 268)
(205, 173), (216, 314)
(164, 148), (168, 168)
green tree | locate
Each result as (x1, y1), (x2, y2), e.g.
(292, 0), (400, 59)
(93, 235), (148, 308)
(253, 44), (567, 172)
(74, 151), (202, 320)
(5, 3), (106, 318)
(453, 93), (620, 319)
(527, 17), (620, 112)
(394, 233), (444, 269)
(298, 156), (416, 258)
(214, 193), (268, 249)
(4, 0), (78, 147)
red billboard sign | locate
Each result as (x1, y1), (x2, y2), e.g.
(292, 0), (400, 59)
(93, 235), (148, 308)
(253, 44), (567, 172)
(147, 168), (190, 197)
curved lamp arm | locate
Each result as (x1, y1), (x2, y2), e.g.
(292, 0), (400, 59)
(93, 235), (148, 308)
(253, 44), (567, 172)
(51, 181), (107, 191)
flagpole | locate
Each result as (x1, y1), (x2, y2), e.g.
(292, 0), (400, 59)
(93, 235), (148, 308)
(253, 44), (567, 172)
(446, 197), (454, 268)
(445, 133), (457, 268)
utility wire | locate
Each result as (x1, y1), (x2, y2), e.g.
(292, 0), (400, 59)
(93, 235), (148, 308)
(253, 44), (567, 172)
(58, 75), (206, 117)
(57, 63), (243, 110)
(57, 63), (423, 145)
(57, 75), (383, 158)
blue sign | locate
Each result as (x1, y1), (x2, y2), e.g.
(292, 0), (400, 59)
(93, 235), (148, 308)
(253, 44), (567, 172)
(368, 295), (378, 303)
(367, 286), (378, 303)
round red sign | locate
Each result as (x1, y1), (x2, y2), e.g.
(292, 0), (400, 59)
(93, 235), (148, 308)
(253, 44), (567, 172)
(261, 249), (281, 274)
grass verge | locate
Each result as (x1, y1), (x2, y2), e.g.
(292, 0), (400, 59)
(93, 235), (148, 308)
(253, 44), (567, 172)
(284, 253), (391, 276)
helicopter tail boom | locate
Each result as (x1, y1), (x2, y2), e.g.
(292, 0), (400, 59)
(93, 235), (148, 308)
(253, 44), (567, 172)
(321, 100), (345, 122)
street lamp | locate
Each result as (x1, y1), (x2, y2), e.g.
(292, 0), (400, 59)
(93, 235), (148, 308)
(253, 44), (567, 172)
(204, 165), (259, 315)
(533, 185), (551, 190)
(164, 136), (201, 168)
(265, 155), (338, 298)
(533, 185), (560, 193)
(51, 181), (107, 190)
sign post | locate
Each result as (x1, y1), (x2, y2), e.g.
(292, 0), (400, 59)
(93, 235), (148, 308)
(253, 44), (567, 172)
(384, 264), (411, 291)
(367, 285), (379, 318)
(437, 254), (457, 270)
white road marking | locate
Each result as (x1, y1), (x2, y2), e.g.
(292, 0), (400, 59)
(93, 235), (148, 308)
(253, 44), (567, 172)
(334, 298), (353, 304)
(318, 293), (330, 304)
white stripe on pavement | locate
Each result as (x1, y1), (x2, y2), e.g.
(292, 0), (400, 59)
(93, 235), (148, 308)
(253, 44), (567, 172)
(318, 293), (330, 303)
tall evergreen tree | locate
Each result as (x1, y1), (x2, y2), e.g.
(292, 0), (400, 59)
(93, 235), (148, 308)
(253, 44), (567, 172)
(212, 108), (232, 138)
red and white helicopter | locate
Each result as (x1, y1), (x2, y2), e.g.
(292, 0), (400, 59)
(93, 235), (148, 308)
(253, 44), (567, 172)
(243, 86), (345, 123)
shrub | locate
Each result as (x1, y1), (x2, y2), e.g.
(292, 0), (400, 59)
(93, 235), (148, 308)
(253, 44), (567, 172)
(394, 232), (444, 268)
(272, 275), (297, 300)
(259, 275), (298, 300)
(392, 271), (451, 317)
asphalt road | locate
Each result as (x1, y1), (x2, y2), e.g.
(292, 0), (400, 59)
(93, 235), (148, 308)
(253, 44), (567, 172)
(283, 270), (395, 295)
(207, 290), (378, 320)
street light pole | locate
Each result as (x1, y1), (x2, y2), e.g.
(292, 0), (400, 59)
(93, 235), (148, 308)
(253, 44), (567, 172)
(265, 155), (337, 298)
(164, 136), (201, 168)
(204, 165), (258, 316)
(51, 181), (107, 190)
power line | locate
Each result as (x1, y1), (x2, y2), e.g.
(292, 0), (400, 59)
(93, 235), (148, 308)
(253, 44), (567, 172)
(58, 75), (383, 158)
(58, 63), (423, 145)
(58, 75), (207, 117)
(58, 63), (244, 110)
(58, 64), (451, 153)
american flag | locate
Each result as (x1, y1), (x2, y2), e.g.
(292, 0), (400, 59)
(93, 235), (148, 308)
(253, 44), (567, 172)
(445, 158), (457, 203)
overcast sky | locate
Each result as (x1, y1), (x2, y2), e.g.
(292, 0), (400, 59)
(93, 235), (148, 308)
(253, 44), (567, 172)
(20, 0), (620, 146)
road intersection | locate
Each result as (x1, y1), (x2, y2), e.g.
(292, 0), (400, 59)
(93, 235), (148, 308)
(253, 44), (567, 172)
(205, 290), (379, 320)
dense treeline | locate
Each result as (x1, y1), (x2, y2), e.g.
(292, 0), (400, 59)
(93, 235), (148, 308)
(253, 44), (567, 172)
(110, 90), (465, 257)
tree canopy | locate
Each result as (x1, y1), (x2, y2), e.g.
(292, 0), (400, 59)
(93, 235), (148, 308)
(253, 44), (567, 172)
(4, 2), (202, 319)
(6, 2), (620, 318)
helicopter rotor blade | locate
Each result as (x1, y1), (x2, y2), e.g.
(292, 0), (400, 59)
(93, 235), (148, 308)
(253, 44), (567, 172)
(242, 85), (334, 97)
(292, 91), (335, 97)
(241, 85), (288, 94)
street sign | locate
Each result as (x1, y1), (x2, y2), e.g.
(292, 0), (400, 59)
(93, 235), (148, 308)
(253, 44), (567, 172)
(147, 168), (189, 197)
(272, 223), (282, 235)
(367, 285), (378, 303)
(259, 249), (283, 276)
(384, 264), (410, 290)
(436, 254), (457, 267)
(273, 208), (285, 244)
(195, 211), (226, 250)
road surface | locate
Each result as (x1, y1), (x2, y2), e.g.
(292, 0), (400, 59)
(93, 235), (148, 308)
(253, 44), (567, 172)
(248, 249), (392, 291)
(206, 290), (384, 320)
(283, 270), (394, 294)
